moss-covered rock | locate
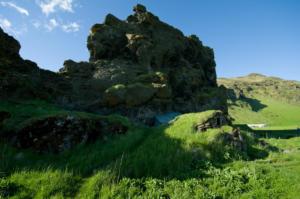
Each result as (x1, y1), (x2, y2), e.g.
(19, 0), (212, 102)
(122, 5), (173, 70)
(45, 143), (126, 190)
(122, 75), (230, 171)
(152, 83), (172, 99)
(103, 84), (127, 106)
(135, 72), (167, 84)
(103, 83), (156, 107)
(125, 83), (156, 106)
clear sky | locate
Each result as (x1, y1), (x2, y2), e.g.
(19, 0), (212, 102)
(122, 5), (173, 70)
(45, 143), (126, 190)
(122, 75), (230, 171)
(1, 0), (299, 80)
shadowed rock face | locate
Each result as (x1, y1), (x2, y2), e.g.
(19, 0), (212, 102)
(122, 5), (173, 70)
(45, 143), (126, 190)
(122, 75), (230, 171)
(0, 27), (71, 101)
(0, 27), (21, 60)
(15, 115), (128, 153)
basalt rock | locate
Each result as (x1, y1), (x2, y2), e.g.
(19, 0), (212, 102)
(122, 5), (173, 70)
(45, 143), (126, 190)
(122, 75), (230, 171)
(0, 4), (227, 123)
(59, 4), (227, 120)
(223, 128), (247, 152)
(195, 111), (229, 132)
(0, 27), (71, 102)
(14, 115), (128, 153)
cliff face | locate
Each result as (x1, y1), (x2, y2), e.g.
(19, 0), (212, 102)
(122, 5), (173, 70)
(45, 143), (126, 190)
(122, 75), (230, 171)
(0, 4), (227, 123)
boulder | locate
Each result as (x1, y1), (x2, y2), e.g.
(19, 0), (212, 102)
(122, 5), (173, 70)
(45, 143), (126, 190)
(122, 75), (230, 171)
(103, 84), (127, 106)
(125, 83), (156, 106)
(103, 83), (156, 107)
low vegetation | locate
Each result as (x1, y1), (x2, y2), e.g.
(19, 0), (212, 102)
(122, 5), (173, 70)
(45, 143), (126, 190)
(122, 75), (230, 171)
(1, 99), (300, 198)
(219, 73), (300, 130)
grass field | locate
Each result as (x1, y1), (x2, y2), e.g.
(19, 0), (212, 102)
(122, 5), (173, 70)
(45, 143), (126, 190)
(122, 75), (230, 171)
(1, 99), (300, 198)
(229, 95), (300, 130)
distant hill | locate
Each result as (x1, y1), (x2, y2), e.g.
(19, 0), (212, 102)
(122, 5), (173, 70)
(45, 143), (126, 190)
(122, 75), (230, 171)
(219, 73), (300, 105)
(218, 74), (300, 129)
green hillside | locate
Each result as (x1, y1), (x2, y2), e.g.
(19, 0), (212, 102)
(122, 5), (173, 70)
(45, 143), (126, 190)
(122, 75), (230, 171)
(219, 74), (300, 130)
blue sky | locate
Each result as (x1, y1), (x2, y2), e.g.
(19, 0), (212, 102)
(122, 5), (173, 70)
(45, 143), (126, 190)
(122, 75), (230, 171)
(0, 0), (299, 80)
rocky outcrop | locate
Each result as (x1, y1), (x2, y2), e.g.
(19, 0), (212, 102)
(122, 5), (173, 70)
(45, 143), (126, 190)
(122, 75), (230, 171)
(0, 27), (70, 102)
(0, 4), (227, 123)
(14, 115), (128, 153)
(59, 4), (227, 120)
(221, 128), (247, 152)
(195, 111), (229, 132)
(0, 27), (21, 61)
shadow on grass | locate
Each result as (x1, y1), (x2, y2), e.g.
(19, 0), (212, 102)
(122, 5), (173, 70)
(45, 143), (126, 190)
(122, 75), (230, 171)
(234, 124), (300, 139)
(227, 88), (267, 112)
(241, 97), (268, 112)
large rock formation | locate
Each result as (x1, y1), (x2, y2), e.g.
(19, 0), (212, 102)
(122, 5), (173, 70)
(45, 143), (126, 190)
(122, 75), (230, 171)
(59, 4), (227, 121)
(0, 4), (227, 123)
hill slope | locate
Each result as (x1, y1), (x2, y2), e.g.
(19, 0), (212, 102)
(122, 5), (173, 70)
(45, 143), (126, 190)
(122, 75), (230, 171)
(218, 73), (300, 129)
